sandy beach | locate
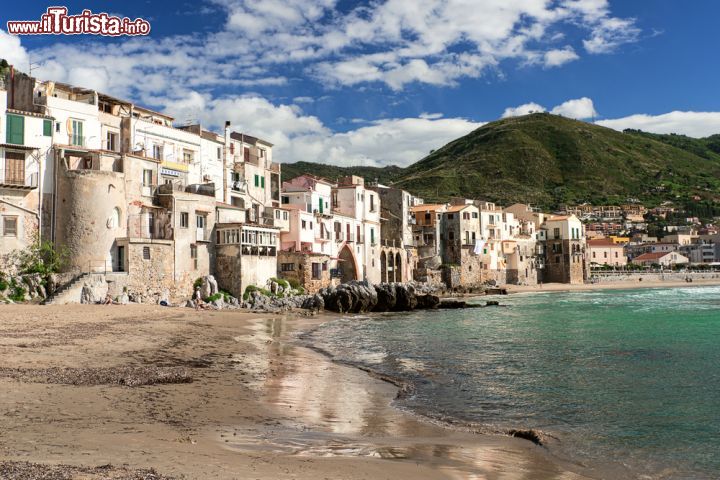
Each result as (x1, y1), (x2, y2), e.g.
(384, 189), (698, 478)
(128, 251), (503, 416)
(0, 304), (600, 479)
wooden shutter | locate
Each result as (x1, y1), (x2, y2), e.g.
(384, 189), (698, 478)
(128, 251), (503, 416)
(4, 151), (25, 185)
(6, 115), (24, 145)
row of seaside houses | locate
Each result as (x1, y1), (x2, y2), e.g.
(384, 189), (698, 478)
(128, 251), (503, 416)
(0, 67), (589, 302)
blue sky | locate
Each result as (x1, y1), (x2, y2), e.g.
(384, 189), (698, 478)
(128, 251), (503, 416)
(2, 1), (719, 167)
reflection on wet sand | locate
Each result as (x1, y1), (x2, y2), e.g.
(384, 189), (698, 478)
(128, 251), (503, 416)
(224, 316), (594, 480)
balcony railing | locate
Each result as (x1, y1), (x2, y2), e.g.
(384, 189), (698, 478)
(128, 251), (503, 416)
(0, 172), (38, 189)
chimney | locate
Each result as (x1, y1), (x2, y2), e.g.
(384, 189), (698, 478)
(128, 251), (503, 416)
(223, 121), (231, 203)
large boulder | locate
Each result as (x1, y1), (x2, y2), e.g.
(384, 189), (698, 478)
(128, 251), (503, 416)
(321, 281), (378, 313)
(80, 284), (100, 304)
(301, 294), (324, 312)
(198, 275), (218, 299)
(394, 283), (417, 311)
(416, 294), (440, 309)
(373, 283), (397, 312)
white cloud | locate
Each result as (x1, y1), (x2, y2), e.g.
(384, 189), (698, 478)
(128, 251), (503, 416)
(284, 116), (485, 167)
(0, 30), (30, 70)
(158, 90), (482, 167)
(596, 112), (720, 138)
(543, 47), (580, 67)
(551, 97), (598, 119)
(293, 96), (314, 104)
(502, 102), (547, 118)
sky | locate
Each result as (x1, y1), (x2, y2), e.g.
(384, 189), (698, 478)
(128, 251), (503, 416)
(1, 0), (720, 167)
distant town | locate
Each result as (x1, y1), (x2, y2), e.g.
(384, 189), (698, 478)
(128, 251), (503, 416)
(0, 65), (718, 304)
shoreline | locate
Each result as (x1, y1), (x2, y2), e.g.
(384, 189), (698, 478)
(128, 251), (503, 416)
(0, 304), (601, 479)
(503, 277), (720, 294)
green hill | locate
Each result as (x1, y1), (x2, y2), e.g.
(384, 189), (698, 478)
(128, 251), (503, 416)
(281, 113), (720, 209)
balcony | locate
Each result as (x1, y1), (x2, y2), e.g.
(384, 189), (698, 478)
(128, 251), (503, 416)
(0, 172), (38, 190)
(196, 227), (210, 242)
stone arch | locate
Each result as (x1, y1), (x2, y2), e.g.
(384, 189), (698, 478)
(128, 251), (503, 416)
(380, 251), (387, 283)
(338, 245), (359, 283)
(395, 252), (402, 282)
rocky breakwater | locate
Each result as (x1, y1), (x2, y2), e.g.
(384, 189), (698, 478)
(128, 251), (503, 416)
(319, 281), (442, 314)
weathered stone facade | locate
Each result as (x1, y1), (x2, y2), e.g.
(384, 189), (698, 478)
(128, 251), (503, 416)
(277, 250), (336, 293)
(543, 239), (587, 284)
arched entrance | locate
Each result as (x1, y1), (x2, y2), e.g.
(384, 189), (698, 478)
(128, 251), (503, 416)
(380, 251), (387, 283)
(338, 245), (359, 283)
(395, 252), (402, 282)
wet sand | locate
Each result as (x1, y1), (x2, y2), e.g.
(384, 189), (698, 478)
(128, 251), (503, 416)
(0, 304), (596, 479)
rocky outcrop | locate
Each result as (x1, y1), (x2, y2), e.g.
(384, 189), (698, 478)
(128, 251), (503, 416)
(318, 281), (441, 314)
(320, 281), (378, 313)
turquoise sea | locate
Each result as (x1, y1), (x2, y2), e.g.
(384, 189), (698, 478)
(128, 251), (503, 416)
(304, 286), (720, 479)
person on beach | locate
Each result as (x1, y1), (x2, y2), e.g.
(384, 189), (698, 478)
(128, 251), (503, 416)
(103, 294), (114, 305)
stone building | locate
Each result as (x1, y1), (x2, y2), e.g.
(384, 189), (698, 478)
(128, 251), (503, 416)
(373, 184), (421, 283)
(277, 250), (332, 293)
(541, 214), (588, 284)
(410, 203), (447, 282)
(439, 203), (483, 287)
(0, 70), (53, 264)
(214, 223), (279, 299)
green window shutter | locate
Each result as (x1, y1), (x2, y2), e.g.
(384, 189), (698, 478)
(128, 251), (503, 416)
(261, 176), (265, 188)
(6, 114), (24, 145)
(254, 175), (259, 187)
(318, 198), (323, 213)
(43, 119), (52, 136)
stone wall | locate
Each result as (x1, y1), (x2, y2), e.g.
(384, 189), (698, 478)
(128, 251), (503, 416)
(215, 244), (278, 298)
(277, 251), (335, 293)
(122, 240), (175, 302)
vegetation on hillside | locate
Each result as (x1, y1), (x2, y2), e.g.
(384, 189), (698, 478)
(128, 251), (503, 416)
(281, 113), (720, 210)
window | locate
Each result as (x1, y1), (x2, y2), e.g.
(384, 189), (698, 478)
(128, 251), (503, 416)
(70, 119), (84, 146)
(196, 215), (206, 229)
(6, 114), (24, 145)
(604, 252), (608, 258)
(254, 174), (259, 187)
(282, 196), (289, 204)
(283, 212), (288, 220)
(463, 212), (470, 220)
(217, 147), (222, 160)
(109, 207), (121, 229)
(180, 212), (189, 228)
(553, 227), (560, 239)
(142, 169), (153, 186)
(55, 122), (61, 133)
(4, 151), (25, 185)
(183, 149), (194, 163)
(281, 263), (295, 272)
(261, 176), (265, 189)
(190, 244), (197, 259)
(447, 213), (454, 220)
(312, 262), (321, 280)
(43, 119), (52, 137)
(3, 217), (17, 237)
(369, 194), (375, 212)
(425, 213), (431, 221)
(259, 148), (265, 158)
(370, 228), (375, 244)
(106, 131), (118, 151)
(275, 210), (280, 219)
(302, 220), (307, 229)
(143, 246), (151, 260)
(449, 231), (455, 241)
(152, 144), (163, 160)
(472, 212), (478, 219)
